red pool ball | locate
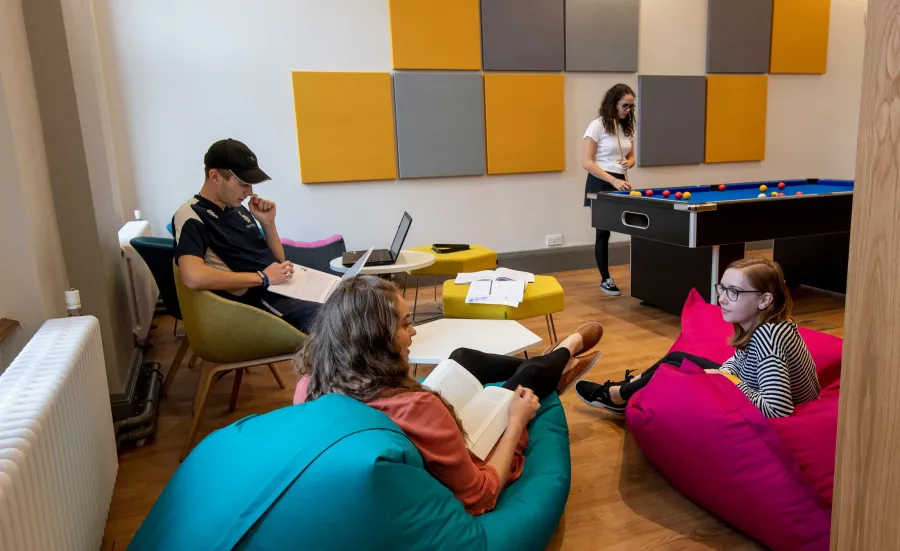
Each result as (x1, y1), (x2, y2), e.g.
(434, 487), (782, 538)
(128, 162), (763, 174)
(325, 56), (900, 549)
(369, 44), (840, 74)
(662, 190), (671, 198)
(778, 182), (786, 190)
(718, 184), (726, 191)
(778, 192), (785, 196)
(645, 190), (654, 197)
(674, 192), (683, 200)
(795, 191), (803, 196)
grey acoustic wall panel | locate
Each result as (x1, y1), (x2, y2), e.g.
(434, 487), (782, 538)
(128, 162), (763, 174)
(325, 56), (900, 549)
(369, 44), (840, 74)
(566, 0), (640, 72)
(393, 72), (486, 179)
(637, 75), (707, 167)
(707, 0), (773, 73)
(482, 0), (565, 71)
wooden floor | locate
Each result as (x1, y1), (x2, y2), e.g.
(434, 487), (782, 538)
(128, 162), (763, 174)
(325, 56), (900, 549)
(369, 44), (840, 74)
(102, 253), (845, 550)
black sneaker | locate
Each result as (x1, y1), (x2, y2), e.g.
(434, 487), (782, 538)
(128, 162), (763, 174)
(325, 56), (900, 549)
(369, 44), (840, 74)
(600, 278), (622, 296)
(575, 380), (627, 416)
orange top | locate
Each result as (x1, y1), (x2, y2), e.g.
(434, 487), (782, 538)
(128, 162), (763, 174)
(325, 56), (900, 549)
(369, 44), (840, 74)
(293, 375), (527, 515)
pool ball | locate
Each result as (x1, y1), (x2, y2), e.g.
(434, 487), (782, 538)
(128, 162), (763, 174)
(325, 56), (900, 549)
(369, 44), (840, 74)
(645, 190), (654, 197)
(759, 185), (768, 192)
(795, 191), (803, 196)
(675, 192), (683, 200)
(662, 190), (671, 198)
(718, 184), (726, 191)
(631, 190), (642, 196)
(778, 182), (786, 190)
(683, 192), (692, 200)
(771, 191), (779, 197)
(758, 193), (766, 198)
(778, 192), (785, 197)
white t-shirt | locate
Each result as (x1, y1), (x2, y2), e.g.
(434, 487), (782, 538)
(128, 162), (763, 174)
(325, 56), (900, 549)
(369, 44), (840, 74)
(584, 118), (634, 174)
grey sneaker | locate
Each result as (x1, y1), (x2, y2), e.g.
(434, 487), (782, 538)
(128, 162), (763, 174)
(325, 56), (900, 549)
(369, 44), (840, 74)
(600, 278), (621, 296)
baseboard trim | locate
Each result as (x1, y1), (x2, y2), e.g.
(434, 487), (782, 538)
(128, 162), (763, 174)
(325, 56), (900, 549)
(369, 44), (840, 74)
(498, 242), (629, 274)
(497, 240), (772, 275)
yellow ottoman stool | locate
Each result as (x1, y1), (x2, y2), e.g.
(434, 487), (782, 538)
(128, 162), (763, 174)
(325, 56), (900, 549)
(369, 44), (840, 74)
(407, 245), (497, 322)
(442, 275), (565, 342)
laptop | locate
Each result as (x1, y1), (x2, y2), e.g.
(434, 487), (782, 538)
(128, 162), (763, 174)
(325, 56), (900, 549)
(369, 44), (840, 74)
(342, 212), (412, 267)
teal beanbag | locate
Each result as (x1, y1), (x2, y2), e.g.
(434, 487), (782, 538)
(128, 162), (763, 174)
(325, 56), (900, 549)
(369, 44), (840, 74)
(129, 392), (570, 551)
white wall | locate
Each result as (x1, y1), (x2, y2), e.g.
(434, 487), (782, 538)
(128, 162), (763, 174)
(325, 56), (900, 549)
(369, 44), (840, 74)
(100, 0), (867, 254)
(0, 0), (69, 370)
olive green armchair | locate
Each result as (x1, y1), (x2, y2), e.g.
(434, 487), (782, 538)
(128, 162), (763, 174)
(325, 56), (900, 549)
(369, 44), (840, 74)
(173, 264), (307, 460)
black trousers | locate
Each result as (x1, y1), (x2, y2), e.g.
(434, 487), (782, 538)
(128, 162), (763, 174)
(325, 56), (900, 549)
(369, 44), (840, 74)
(448, 348), (570, 399)
(619, 352), (721, 401)
(584, 173), (623, 280)
(223, 288), (321, 334)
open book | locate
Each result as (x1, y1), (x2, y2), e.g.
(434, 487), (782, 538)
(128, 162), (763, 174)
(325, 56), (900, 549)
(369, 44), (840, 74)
(268, 247), (373, 303)
(454, 267), (535, 285)
(423, 359), (515, 460)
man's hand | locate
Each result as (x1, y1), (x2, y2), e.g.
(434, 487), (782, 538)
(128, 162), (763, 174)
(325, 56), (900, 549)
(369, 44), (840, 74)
(264, 261), (294, 285)
(249, 194), (276, 226)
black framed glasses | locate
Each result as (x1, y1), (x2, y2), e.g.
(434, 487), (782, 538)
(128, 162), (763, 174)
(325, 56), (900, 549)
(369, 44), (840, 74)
(715, 284), (761, 301)
(618, 102), (635, 110)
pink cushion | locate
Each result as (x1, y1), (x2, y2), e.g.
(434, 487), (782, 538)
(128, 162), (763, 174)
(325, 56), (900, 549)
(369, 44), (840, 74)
(626, 289), (844, 551)
(281, 234), (343, 249)
(627, 360), (831, 551)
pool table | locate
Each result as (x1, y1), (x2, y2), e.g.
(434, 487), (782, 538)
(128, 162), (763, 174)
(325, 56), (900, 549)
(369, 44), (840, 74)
(587, 178), (854, 314)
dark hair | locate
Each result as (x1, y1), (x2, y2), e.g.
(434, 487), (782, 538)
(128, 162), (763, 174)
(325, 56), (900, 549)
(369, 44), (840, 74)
(598, 83), (636, 137)
(296, 275), (466, 436)
(726, 258), (793, 349)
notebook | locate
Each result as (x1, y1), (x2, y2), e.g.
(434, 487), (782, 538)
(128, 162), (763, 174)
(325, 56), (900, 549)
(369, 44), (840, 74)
(268, 247), (373, 303)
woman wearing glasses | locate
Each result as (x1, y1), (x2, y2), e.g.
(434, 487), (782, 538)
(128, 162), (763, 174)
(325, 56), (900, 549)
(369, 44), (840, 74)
(575, 258), (821, 419)
(582, 83), (636, 296)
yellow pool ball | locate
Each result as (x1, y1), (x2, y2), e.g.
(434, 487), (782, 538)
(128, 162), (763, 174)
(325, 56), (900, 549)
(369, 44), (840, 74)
(683, 191), (692, 200)
(759, 185), (768, 192)
(770, 191), (779, 197)
(630, 190), (641, 196)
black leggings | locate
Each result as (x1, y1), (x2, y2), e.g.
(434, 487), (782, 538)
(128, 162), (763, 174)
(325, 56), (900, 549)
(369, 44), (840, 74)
(585, 173), (622, 280)
(448, 348), (570, 399)
(619, 352), (722, 401)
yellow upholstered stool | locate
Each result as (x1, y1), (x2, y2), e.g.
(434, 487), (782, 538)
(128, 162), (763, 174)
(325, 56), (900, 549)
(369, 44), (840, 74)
(442, 275), (565, 341)
(406, 245), (497, 322)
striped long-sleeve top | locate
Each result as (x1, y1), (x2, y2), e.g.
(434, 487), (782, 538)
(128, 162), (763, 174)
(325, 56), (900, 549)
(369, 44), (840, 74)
(720, 321), (820, 418)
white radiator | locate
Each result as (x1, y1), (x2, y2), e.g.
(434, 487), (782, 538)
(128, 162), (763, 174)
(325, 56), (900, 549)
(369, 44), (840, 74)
(119, 220), (158, 345)
(0, 316), (118, 551)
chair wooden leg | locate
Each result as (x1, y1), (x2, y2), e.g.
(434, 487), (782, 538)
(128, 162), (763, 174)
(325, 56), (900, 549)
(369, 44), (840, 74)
(163, 338), (190, 397)
(188, 351), (198, 369)
(228, 368), (244, 412)
(549, 314), (558, 342)
(268, 363), (286, 389)
(181, 362), (217, 461)
(545, 315), (554, 343)
(412, 276), (420, 321)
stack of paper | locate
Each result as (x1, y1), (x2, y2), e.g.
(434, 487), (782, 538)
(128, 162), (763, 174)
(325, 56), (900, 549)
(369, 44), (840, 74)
(456, 268), (534, 307)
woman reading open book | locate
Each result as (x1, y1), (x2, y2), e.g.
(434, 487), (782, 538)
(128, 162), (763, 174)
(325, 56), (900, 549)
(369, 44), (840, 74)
(292, 276), (603, 515)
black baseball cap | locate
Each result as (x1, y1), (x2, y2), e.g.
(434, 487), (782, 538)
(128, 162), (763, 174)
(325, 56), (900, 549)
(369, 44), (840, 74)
(204, 139), (271, 184)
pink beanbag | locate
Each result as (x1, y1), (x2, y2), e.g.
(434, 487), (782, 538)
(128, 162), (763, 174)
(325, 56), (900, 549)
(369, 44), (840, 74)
(626, 289), (842, 551)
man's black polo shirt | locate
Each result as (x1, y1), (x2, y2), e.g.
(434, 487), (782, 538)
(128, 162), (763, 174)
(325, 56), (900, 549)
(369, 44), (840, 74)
(172, 195), (276, 293)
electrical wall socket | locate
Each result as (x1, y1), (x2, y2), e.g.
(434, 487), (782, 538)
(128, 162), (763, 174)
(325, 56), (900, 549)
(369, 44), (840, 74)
(546, 234), (564, 247)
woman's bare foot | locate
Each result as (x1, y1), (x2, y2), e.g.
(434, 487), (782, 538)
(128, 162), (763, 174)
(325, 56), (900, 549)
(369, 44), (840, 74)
(559, 333), (584, 367)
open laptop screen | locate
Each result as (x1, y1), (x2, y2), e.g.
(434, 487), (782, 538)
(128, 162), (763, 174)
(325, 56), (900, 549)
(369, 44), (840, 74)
(389, 212), (412, 258)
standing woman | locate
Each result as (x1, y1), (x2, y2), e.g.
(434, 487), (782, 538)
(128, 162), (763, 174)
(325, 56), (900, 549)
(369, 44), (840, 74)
(582, 83), (636, 296)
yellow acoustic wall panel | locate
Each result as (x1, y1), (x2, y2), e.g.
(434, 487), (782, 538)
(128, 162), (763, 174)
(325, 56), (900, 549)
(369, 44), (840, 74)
(484, 73), (565, 175)
(705, 75), (768, 163)
(770, 0), (831, 74)
(389, 0), (482, 70)
(292, 72), (397, 183)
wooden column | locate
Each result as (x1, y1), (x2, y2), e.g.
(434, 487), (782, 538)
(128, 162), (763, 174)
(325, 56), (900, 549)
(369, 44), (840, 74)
(832, 1), (900, 548)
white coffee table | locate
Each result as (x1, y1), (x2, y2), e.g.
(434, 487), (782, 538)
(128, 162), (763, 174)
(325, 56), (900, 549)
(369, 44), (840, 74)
(408, 318), (543, 365)
(330, 250), (435, 275)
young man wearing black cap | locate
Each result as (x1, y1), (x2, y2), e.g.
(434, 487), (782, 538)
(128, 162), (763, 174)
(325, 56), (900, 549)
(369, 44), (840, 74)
(172, 139), (320, 333)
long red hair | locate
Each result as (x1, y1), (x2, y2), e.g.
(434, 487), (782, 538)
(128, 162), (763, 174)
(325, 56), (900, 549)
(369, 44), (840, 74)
(727, 258), (793, 349)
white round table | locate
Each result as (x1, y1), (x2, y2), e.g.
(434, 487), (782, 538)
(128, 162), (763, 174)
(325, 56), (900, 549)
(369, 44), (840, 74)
(329, 249), (435, 275)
